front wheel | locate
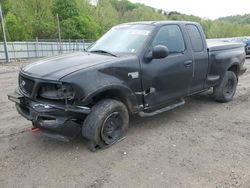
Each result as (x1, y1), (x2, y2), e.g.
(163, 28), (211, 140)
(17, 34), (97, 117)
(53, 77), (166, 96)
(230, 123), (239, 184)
(213, 71), (238, 102)
(82, 99), (129, 151)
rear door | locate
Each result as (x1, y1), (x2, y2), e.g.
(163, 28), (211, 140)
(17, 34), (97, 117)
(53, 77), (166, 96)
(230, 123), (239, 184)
(186, 24), (209, 93)
(140, 24), (194, 108)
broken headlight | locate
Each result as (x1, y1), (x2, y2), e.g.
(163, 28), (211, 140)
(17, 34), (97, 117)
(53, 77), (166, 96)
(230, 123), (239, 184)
(39, 84), (75, 100)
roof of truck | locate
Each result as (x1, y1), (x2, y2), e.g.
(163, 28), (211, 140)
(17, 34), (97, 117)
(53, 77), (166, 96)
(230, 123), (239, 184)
(119, 21), (199, 26)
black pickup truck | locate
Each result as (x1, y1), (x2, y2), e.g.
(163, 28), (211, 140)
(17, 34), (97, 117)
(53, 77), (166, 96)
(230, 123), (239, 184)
(8, 21), (246, 151)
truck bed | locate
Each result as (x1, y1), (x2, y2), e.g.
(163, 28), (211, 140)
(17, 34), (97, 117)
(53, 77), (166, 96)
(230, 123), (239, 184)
(207, 40), (245, 52)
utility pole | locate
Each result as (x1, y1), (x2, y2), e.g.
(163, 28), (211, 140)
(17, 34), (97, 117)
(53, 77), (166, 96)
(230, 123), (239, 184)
(56, 14), (62, 53)
(0, 3), (9, 62)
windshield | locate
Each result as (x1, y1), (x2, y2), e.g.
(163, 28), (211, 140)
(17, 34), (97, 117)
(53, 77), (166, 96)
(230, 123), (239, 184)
(88, 24), (154, 54)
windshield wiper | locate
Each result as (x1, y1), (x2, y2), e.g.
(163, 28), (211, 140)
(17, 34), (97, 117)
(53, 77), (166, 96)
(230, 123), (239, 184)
(89, 50), (117, 57)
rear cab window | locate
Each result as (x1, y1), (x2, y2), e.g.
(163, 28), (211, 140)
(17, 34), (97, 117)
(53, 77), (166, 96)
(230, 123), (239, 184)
(186, 24), (204, 52)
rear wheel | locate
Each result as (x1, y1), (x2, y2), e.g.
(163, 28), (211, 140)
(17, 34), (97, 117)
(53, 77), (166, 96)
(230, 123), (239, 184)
(213, 71), (238, 102)
(82, 99), (129, 151)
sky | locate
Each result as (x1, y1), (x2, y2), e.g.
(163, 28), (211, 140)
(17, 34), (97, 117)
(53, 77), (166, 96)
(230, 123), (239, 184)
(129, 0), (250, 20)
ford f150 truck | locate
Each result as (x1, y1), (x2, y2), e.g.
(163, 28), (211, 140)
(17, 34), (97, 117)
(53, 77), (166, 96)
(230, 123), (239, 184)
(8, 21), (247, 151)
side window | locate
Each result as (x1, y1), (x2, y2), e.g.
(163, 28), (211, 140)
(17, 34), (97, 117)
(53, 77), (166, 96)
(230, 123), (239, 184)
(186, 24), (204, 52)
(153, 25), (185, 53)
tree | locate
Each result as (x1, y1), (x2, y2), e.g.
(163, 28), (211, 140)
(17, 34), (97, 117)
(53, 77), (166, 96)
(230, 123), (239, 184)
(52, 0), (79, 20)
(2, 0), (11, 13)
(61, 16), (100, 39)
(219, 14), (250, 24)
(6, 0), (57, 39)
(110, 0), (139, 21)
(123, 5), (166, 22)
(200, 20), (213, 38)
(0, 0), (250, 41)
(94, 0), (119, 33)
(4, 12), (29, 41)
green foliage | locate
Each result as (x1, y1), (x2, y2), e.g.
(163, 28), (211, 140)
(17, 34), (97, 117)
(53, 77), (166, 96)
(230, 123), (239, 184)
(61, 16), (100, 39)
(75, 0), (92, 16)
(0, 0), (249, 41)
(6, 0), (57, 39)
(52, 0), (79, 20)
(110, 0), (138, 13)
(94, 0), (119, 33)
(219, 14), (250, 24)
(2, 0), (11, 13)
(123, 5), (166, 22)
(167, 12), (201, 22)
(4, 12), (28, 40)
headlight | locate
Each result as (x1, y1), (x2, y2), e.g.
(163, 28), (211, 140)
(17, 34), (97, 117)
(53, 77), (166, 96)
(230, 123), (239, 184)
(39, 84), (75, 100)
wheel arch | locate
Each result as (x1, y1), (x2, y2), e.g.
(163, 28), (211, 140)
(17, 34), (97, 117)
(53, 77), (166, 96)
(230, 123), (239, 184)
(81, 85), (140, 114)
(227, 63), (240, 78)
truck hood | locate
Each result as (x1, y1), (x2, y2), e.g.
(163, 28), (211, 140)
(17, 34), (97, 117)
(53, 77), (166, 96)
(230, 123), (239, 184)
(21, 52), (116, 80)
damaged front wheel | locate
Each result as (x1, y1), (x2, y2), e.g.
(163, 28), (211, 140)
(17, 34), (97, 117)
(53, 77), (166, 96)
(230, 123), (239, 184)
(82, 99), (129, 151)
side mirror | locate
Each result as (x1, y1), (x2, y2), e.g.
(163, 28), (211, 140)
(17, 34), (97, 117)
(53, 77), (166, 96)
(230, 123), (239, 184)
(152, 45), (169, 59)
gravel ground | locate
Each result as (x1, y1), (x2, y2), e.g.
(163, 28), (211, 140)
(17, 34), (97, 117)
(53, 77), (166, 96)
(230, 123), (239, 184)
(0, 58), (250, 188)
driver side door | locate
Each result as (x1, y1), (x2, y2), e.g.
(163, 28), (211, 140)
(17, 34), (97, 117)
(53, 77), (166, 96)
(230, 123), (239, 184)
(140, 24), (194, 108)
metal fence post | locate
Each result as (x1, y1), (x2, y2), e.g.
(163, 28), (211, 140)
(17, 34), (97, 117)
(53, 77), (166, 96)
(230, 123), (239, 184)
(69, 38), (71, 52)
(11, 42), (16, 61)
(0, 3), (9, 62)
(56, 14), (62, 54)
(26, 41), (29, 59)
(35, 37), (38, 58)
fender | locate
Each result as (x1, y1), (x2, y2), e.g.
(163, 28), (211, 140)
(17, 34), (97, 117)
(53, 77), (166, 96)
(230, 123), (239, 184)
(226, 61), (240, 75)
(81, 84), (141, 114)
(210, 50), (242, 85)
(59, 55), (143, 114)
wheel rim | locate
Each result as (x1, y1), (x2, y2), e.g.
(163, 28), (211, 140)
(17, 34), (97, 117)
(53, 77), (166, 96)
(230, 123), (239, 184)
(101, 112), (123, 145)
(224, 78), (235, 97)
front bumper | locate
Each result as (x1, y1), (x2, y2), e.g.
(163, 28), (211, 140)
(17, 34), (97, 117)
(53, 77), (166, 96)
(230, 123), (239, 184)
(8, 90), (91, 140)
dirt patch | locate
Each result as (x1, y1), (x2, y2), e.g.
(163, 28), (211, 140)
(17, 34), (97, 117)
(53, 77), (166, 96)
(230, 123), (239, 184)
(0, 59), (250, 188)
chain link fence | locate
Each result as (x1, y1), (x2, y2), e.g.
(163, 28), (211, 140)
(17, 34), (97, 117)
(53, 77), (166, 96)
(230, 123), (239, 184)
(0, 39), (94, 61)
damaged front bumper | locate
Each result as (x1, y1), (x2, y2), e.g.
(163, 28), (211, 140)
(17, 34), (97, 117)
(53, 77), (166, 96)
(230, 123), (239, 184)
(8, 90), (91, 141)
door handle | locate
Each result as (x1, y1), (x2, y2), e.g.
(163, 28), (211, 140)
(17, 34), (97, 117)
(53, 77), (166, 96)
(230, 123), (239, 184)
(184, 60), (193, 68)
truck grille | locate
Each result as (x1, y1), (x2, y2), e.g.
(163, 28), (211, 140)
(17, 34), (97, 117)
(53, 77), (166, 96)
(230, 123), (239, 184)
(19, 75), (35, 96)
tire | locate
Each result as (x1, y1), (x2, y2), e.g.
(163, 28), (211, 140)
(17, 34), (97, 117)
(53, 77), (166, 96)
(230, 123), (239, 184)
(82, 99), (129, 151)
(213, 71), (238, 102)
